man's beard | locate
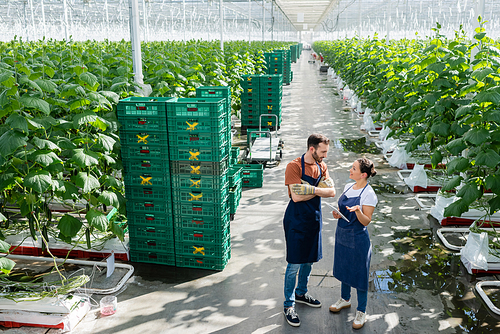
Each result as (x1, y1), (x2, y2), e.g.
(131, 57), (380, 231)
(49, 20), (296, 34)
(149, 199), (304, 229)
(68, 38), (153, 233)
(312, 150), (323, 162)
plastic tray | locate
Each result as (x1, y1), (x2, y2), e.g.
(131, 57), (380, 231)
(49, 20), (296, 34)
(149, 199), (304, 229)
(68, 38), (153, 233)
(125, 185), (172, 201)
(196, 86), (230, 99)
(129, 235), (175, 253)
(118, 115), (168, 132)
(123, 159), (170, 174)
(121, 144), (169, 160)
(170, 159), (229, 176)
(173, 198), (228, 218)
(167, 113), (227, 133)
(119, 130), (168, 148)
(171, 172), (228, 190)
(169, 145), (229, 162)
(168, 130), (227, 148)
(174, 225), (230, 244)
(175, 234), (230, 257)
(128, 199), (172, 214)
(228, 165), (243, 187)
(123, 171), (171, 188)
(167, 98), (225, 117)
(172, 184), (228, 203)
(174, 211), (230, 231)
(128, 224), (174, 239)
(117, 97), (175, 117)
(175, 253), (229, 271)
(126, 211), (173, 227)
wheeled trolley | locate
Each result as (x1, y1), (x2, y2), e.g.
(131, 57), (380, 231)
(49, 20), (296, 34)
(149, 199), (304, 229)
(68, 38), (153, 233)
(246, 114), (283, 167)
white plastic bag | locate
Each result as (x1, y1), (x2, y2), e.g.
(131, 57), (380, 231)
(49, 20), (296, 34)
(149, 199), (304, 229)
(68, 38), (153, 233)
(460, 232), (489, 274)
(356, 101), (362, 113)
(343, 85), (352, 100)
(362, 114), (376, 131)
(350, 95), (358, 108)
(379, 126), (391, 141)
(404, 164), (428, 190)
(364, 107), (372, 116)
(429, 192), (456, 222)
(387, 146), (409, 169)
(381, 138), (399, 154)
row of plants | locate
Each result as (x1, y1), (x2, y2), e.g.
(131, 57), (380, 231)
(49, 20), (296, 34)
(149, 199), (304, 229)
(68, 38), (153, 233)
(0, 38), (294, 275)
(313, 20), (500, 222)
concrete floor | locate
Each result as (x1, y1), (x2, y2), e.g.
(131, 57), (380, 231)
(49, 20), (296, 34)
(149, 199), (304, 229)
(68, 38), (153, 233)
(3, 51), (500, 334)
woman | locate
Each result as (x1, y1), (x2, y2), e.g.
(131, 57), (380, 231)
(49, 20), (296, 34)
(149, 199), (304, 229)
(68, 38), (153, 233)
(330, 157), (378, 329)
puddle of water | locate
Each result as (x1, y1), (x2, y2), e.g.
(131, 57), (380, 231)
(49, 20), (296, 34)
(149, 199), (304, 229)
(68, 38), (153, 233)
(334, 137), (381, 154)
(370, 181), (407, 195)
(374, 229), (500, 332)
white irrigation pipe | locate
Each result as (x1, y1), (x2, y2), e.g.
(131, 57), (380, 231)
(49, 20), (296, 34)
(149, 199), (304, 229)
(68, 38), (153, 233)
(5, 254), (134, 295)
(476, 281), (500, 316)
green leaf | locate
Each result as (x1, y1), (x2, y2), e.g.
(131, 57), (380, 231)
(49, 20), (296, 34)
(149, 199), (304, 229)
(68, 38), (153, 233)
(32, 150), (62, 167)
(0, 130), (27, 157)
(71, 149), (99, 168)
(19, 95), (50, 115)
(97, 190), (120, 208)
(110, 222), (125, 242)
(6, 113), (28, 133)
(33, 137), (60, 150)
(102, 175), (123, 189)
(56, 137), (77, 149)
(446, 157), (470, 175)
(474, 90), (500, 104)
(79, 72), (98, 87)
(445, 138), (467, 156)
(57, 214), (82, 238)
(427, 62), (446, 74)
(0, 70), (13, 83)
(451, 122), (470, 136)
(472, 67), (494, 82)
(0, 257), (16, 274)
(0, 212), (6, 221)
(442, 176), (463, 191)
(88, 92), (111, 108)
(486, 175), (500, 194)
(34, 79), (57, 93)
(70, 98), (91, 111)
(97, 134), (116, 151)
(464, 128), (490, 146)
(75, 172), (100, 193)
(455, 104), (478, 119)
(73, 111), (98, 127)
(24, 170), (53, 193)
(0, 239), (11, 253)
(431, 150), (443, 168)
(457, 182), (482, 205)
(484, 110), (500, 123)
(86, 209), (108, 232)
(475, 149), (500, 168)
(99, 91), (120, 104)
(488, 196), (500, 215)
(430, 122), (450, 137)
(58, 181), (80, 200)
(443, 198), (468, 217)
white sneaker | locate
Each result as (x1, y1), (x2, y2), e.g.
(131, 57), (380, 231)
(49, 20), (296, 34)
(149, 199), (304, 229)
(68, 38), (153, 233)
(329, 298), (351, 313)
(352, 310), (366, 329)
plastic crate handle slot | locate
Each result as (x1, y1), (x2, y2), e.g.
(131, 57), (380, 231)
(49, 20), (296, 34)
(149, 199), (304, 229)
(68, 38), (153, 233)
(193, 246), (205, 255)
(196, 259), (204, 264)
(146, 228), (156, 233)
(145, 215), (155, 221)
(138, 118), (147, 125)
(141, 162), (152, 167)
(243, 172), (251, 175)
(193, 232), (203, 238)
(190, 179), (201, 188)
(137, 106), (147, 110)
(145, 202), (154, 207)
(136, 134), (149, 144)
(190, 165), (201, 174)
(143, 188), (153, 195)
(186, 121), (198, 131)
(189, 151), (200, 160)
(147, 241), (157, 246)
(187, 106), (198, 111)
(193, 219), (204, 225)
(148, 253), (158, 259)
(189, 192), (203, 201)
(244, 180), (250, 184)
(140, 175), (153, 185)
(193, 205), (202, 212)
(190, 135), (199, 141)
(140, 149), (150, 154)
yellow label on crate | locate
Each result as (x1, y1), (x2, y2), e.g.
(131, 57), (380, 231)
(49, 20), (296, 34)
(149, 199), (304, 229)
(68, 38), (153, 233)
(189, 193), (203, 201)
(136, 134), (149, 144)
(267, 105), (273, 110)
(248, 88), (252, 93)
(268, 121), (273, 126)
(190, 179), (201, 188)
(186, 121), (198, 131)
(189, 151), (200, 160)
(193, 246), (205, 255)
(140, 176), (153, 185)
(190, 166), (201, 174)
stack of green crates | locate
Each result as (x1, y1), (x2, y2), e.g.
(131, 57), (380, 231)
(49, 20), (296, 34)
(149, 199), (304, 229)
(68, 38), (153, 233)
(298, 43), (303, 57)
(264, 52), (284, 78)
(196, 86), (232, 145)
(230, 147), (240, 165)
(290, 44), (298, 63)
(228, 165), (243, 219)
(167, 97), (231, 271)
(273, 49), (292, 85)
(118, 96), (177, 266)
(241, 164), (264, 188)
(240, 74), (283, 132)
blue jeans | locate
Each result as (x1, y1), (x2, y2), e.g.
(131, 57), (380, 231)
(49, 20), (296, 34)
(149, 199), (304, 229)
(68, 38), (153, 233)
(341, 282), (367, 312)
(284, 262), (313, 308)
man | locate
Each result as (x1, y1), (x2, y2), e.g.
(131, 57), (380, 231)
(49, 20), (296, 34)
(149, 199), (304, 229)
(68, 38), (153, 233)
(282, 134), (336, 327)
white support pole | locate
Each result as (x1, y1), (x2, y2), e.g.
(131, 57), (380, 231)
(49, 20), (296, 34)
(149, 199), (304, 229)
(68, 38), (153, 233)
(29, 0), (35, 40)
(220, 0), (224, 51)
(249, 0), (251, 42)
(358, 0), (361, 37)
(142, 0), (149, 42)
(63, 0), (69, 41)
(262, 0), (265, 41)
(271, 0), (274, 41)
(129, 0), (144, 85)
(183, 0), (186, 43)
(41, 0), (46, 38)
(386, 0), (391, 40)
(471, 0), (486, 63)
(105, 0), (109, 40)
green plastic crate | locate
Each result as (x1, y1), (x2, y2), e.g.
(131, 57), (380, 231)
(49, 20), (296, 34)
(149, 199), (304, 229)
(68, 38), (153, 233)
(129, 235), (175, 253)
(175, 236), (230, 259)
(126, 211), (173, 228)
(128, 224), (174, 239)
(261, 102), (282, 112)
(259, 74), (283, 85)
(230, 147), (240, 160)
(228, 165), (243, 187)
(174, 225), (230, 245)
(174, 211), (230, 231)
(170, 159), (229, 176)
(168, 144), (229, 162)
(241, 164), (264, 188)
(123, 159), (170, 174)
(229, 181), (242, 215)
(175, 251), (230, 270)
(173, 196), (228, 218)
(128, 199), (172, 214)
(167, 114), (226, 134)
(125, 185), (172, 201)
(196, 86), (231, 99)
(117, 97), (176, 117)
(168, 130), (227, 148)
(120, 130), (168, 148)
(121, 144), (169, 160)
(123, 170), (170, 188)
(166, 98), (226, 118)
(118, 115), (168, 132)
(172, 184), (229, 204)
(130, 250), (175, 266)
(171, 172), (228, 190)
